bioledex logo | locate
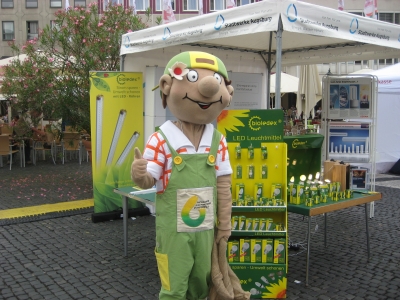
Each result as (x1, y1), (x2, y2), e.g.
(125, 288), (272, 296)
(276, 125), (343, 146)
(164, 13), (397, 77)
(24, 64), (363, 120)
(291, 138), (307, 149)
(248, 116), (281, 131)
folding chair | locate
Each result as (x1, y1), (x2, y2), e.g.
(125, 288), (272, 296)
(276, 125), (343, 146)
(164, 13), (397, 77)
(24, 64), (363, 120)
(0, 135), (20, 170)
(62, 132), (82, 164)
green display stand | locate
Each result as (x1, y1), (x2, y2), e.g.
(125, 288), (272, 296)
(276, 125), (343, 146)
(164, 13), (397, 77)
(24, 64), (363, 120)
(284, 134), (324, 183)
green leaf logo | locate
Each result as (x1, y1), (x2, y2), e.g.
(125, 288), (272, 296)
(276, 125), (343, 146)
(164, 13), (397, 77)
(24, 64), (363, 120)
(92, 78), (110, 92)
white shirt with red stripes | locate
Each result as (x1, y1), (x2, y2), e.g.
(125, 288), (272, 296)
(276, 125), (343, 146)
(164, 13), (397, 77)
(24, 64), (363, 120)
(143, 120), (232, 193)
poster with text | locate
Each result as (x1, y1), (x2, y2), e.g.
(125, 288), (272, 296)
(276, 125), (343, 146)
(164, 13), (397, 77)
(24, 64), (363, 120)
(326, 76), (374, 119)
(90, 72), (144, 213)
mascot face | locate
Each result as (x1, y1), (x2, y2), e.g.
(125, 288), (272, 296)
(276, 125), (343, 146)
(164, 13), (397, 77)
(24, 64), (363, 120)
(160, 51), (234, 125)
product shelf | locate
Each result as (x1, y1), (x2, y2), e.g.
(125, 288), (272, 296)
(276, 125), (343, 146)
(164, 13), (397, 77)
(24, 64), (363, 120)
(231, 230), (286, 237)
(232, 206), (286, 213)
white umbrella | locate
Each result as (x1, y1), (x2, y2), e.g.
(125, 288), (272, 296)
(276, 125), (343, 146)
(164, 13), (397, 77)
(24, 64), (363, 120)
(270, 72), (299, 94)
(0, 54), (28, 67)
(297, 64), (322, 120)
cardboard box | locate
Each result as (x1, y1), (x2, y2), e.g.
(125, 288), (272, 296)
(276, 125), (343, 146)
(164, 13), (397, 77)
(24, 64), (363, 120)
(324, 159), (336, 182)
(332, 162), (350, 191)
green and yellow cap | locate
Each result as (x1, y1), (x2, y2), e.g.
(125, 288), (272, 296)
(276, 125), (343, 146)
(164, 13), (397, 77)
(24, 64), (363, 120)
(164, 51), (229, 80)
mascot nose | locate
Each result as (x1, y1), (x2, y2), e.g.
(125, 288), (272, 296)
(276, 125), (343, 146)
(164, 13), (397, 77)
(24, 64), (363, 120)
(198, 76), (220, 98)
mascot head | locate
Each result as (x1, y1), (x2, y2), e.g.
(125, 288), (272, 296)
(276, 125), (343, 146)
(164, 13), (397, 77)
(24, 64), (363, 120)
(159, 51), (234, 125)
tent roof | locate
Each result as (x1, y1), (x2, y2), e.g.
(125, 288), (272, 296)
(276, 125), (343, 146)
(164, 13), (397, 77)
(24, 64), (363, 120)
(120, 0), (400, 66)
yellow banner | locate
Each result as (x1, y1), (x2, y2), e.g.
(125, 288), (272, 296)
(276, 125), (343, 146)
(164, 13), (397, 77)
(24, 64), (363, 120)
(90, 72), (144, 213)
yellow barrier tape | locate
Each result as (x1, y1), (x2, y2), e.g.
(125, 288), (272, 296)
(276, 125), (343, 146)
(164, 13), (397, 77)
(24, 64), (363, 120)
(0, 199), (94, 219)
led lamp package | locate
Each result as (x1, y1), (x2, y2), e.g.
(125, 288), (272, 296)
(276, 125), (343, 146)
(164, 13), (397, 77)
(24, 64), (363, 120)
(261, 239), (274, 263)
(228, 241), (240, 262)
(274, 238), (286, 264)
(240, 239), (251, 263)
(251, 239), (262, 263)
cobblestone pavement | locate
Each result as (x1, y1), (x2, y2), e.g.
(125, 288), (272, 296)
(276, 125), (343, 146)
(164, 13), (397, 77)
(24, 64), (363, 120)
(1, 159), (400, 299)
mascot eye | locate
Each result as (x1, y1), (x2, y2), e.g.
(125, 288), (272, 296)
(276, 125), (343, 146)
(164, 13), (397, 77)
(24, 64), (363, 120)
(187, 70), (199, 82)
(213, 73), (222, 84)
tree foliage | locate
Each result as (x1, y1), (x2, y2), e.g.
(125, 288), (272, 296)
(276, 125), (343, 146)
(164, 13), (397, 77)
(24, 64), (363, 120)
(1, 3), (149, 134)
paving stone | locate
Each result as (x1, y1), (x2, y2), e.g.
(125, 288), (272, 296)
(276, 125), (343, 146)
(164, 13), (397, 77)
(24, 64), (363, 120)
(1, 164), (400, 299)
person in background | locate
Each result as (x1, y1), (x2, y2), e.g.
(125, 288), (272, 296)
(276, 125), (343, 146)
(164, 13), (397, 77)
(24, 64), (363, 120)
(11, 115), (19, 126)
(11, 114), (32, 165)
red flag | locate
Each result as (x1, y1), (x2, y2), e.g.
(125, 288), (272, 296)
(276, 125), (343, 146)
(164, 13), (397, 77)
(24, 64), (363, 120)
(198, 0), (203, 15)
(226, 0), (236, 9)
(163, 0), (176, 24)
(338, 0), (344, 11)
(364, 0), (374, 18)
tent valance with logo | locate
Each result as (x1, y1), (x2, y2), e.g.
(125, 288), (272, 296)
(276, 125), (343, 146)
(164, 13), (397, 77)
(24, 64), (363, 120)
(119, 0), (400, 139)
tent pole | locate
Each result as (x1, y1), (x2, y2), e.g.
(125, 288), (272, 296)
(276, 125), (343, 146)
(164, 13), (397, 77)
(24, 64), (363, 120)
(266, 31), (273, 109)
(120, 54), (126, 72)
(275, 16), (283, 110)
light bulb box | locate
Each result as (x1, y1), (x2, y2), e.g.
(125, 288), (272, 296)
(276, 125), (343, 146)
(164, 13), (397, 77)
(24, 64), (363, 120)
(228, 240), (240, 263)
(251, 239), (262, 263)
(274, 238), (286, 264)
(261, 239), (274, 263)
(240, 239), (251, 263)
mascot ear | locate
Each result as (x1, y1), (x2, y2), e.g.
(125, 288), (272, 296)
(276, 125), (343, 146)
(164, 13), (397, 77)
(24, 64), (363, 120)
(160, 74), (172, 109)
(227, 85), (234, 97)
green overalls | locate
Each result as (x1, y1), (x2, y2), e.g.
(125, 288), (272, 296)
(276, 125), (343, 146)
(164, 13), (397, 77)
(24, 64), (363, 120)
(155, 129), (221, 300)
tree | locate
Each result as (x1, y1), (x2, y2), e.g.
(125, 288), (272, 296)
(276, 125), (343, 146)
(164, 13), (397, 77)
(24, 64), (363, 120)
(1, 3), (149, 135)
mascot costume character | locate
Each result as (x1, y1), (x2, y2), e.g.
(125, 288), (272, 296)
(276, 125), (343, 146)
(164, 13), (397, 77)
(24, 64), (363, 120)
(131, 51), (250, 300)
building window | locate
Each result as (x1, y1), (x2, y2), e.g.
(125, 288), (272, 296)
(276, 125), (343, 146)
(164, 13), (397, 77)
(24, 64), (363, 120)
(1, 0), (13, 8)
(50, 0), (62, 8)
(103, 0), (122, 10)
(26, 0), (38, 8)
(210, 0), (224, 11)
(182, 0), (195, 11)
(135, 0), (149, 11)
(236, 0), (254, 6)
(156, 0), (175, 11)
(2, 21), (14, 41)
(75, 0), (86, 7)
(50, 20), (60, 31)
(27, 21), (39, 40)
(349, 12), (363, 17)
(378, 12), (393, 23)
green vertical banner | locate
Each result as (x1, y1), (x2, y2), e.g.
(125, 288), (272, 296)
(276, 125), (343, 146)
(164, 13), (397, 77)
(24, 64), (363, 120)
(89, 72), (144, 213)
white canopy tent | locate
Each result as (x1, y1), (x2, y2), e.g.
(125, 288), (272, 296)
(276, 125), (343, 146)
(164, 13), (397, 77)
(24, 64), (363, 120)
(368, 63), (400, 173)
(119, 0), (400, 139)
